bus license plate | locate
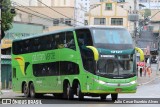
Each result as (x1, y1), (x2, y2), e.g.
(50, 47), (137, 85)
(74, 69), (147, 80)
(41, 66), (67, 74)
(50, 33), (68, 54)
(115, 88), (122, 92)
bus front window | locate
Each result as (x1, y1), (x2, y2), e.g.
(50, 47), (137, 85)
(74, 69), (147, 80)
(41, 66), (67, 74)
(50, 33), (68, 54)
(97, 55), (134, 78)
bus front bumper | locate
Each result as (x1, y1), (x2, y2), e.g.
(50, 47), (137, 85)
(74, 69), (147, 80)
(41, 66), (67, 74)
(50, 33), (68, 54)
(91, 79), (137, 94)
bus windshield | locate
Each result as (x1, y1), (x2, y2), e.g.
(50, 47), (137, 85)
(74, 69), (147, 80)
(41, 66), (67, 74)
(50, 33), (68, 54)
(92, 28), (132, 45)
(97, 55), (135, 78)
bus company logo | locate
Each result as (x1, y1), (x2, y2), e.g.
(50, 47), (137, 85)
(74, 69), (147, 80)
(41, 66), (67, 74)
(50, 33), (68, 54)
(32, 53), (55, 62)
(111, 50), (123, 54)
(14, 56), (25, 76)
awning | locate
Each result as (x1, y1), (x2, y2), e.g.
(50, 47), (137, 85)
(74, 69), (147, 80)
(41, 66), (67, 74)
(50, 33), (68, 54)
(1, 39), (12, 49)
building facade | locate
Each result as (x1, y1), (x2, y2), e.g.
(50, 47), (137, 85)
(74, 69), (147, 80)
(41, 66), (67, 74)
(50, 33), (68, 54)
(139, 0), (160, 9)
(87, 0), (129, 28)
(12, 0), (86, 28)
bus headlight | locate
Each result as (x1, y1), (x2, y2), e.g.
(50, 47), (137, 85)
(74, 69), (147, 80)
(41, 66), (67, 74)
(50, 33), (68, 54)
(130, 80), (137, 84)
(94, 79), (106, 85)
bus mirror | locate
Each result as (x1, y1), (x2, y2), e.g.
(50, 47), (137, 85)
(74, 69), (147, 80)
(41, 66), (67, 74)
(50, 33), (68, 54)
(86, 46), (99, 61)
(135, 47), (144, 61)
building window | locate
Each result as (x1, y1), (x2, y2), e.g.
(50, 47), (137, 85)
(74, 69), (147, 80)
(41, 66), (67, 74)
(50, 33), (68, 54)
(111, 18), (123, 25)
(105, 3), (112, 10)
(94, 18), (106, 25)
(65, 19), (71, 26)
(53, 19), (59, 26)
(120, 5), (123, 8)
(85, 20), (88, 25)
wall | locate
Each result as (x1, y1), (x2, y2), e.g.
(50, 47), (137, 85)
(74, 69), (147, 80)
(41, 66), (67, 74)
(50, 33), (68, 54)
(88, 1), (128, 28)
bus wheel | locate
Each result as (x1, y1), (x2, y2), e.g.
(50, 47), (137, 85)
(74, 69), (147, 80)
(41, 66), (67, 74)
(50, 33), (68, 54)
(30, 83), (36, 98)
(77, 83), (84, 100)
(63, 82), (73, 100)
(54, 94), (63, 99)
(23, 83), (30, 97)
(111, 93), (118, 101)
(100, 95), (106, 100)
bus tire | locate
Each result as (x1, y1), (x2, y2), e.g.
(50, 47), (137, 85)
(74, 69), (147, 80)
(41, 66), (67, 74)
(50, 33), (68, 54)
(30, 83), (36, 98)
(100, 95), (106, 100)
(54, 94), (63, 99)
(111, 93), (118, 101)
(77, 83), (84, 101)
(23, 82), (30, 97)
(63, 82), (73, 100)
(30, 83), (43, 98)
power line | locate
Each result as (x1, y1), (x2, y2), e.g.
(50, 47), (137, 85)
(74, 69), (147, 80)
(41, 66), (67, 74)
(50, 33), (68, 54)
(14, 8), (76, 27)
(150, 10), (160, 19)
(36, 0), (85, 25)
(11, 1), (55, 20)
(11, 1), (75, 27)
(14, 8), (52, 21)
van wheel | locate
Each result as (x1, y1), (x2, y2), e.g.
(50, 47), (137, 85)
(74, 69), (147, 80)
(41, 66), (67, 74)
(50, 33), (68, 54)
(63, 82), (73, 100)
(23, 83), (30, 97)
(77, 83), (84, 100)
(111, 93), (118, 101)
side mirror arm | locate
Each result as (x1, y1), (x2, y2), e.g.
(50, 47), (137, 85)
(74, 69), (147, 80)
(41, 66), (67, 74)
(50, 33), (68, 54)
(86, 46), (99, 61)
(135, 47), (145, 61)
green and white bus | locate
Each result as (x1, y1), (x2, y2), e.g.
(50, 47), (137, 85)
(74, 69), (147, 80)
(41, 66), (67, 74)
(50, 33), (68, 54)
(12, 26), (144, 101)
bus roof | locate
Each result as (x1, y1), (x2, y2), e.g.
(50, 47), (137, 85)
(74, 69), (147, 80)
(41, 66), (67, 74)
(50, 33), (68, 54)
(13, 26), (126, 42)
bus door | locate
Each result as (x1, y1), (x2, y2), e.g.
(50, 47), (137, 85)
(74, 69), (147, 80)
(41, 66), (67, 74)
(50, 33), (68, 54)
(75, 28), (95, 92)
(82, 49), (96, 92)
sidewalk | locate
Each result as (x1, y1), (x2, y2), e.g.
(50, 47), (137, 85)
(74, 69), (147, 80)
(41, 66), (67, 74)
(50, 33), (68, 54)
(137, 64), (160, 86)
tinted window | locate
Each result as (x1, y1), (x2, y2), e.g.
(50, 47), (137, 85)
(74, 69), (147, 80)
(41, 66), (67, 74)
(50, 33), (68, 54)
(60, 61), (79, 75)
(12, 31), (75, 55)
(75, 29), (95, 73)
(76, 29), (93, 46)
(92, 28), (132, 44)
(66, 32), (76, 50)
(33, 61), (79, 77)
(33, 62), (59, 77)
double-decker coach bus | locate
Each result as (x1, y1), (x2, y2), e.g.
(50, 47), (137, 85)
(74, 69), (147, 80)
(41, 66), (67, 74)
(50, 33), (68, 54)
(12, 26), (144, 101)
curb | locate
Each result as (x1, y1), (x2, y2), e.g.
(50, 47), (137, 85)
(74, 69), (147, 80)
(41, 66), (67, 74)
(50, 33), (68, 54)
(138, 76), (160, 86)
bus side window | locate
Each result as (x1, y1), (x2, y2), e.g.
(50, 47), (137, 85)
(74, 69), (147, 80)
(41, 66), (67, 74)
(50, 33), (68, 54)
(13, 42), (19, 55)
(75, 29), (95, 73)
(46, 35), (53, 50)
(24, 39), (30, 53)
(66, 31), (76, 50)
(60, 61), (79, 75)
(19, 41), (24, 54)
(52, 36), (57, 49)
(39, 36), (46, 51)
(57, 33), (65, 49)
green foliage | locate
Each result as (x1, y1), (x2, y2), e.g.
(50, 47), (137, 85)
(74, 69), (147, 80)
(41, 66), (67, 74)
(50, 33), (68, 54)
(1, 0), (16, 31)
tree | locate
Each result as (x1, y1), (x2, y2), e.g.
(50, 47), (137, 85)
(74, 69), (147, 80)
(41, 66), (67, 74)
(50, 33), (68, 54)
(1, 0), (16, 40)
